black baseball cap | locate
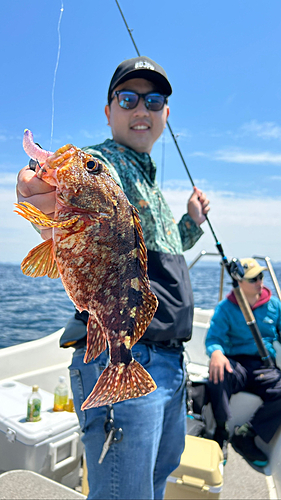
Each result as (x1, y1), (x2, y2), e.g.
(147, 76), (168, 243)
(107, 56), (172, 103)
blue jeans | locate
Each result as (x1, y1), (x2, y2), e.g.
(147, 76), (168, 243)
(69, 343), (186, 500)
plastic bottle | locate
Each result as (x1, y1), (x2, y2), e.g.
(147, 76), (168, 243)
(53, 376), (68, 411)
(26, 385), (42, 422)
(64, 398), (75, 412)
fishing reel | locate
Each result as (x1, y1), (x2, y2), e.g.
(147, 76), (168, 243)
(228, 258), (245, 282)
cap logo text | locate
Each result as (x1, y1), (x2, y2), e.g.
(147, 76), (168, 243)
(135, 61), (155, 71)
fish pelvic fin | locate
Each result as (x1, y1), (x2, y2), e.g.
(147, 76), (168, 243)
(14, 202), (79, 228)
(21, 238), (60, 278)
(81, 360), (157, 409)
(84, 315), (107, 363)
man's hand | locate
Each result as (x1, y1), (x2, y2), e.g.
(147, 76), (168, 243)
(188, 186), (210, 226)
(209, 350), (233, 384)
(16, 166), (56, 240)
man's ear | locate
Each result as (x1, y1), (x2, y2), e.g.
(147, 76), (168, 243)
(166, 106), (170, 121)
(105, 104), (110, 125)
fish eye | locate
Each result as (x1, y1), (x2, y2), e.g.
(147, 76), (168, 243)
(86, 160), (103, 174)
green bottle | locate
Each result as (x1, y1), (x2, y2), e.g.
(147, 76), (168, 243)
(27, 385), (42, 422)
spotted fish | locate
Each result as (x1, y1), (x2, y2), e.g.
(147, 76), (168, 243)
(15, 129), (158, 408)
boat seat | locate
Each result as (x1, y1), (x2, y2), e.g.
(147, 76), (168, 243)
(188, 389), (263, 438)
(228, 392), (262, 434)
(186, 363), (263, 437)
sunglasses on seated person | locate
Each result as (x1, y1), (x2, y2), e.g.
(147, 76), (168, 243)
(244, 272), (264, 283)
(109, 90), (168, 111)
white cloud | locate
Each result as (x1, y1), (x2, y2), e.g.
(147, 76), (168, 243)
(189, 151), (208, 158)
(186, 148), (281, 165)
(162, 187), (281, 263)
(0, 173), (17, 186)
(214, 149), (281, 165)
(163, 178), (212, 191)
(80, 129), (108, 141)
(241, 120), (281, 140)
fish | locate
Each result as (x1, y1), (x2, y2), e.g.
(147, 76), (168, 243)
(15, 129), (158, 409)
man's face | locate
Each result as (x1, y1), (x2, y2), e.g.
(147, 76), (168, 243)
(105, 78), (170, 154)
(240, 275), (264, 297)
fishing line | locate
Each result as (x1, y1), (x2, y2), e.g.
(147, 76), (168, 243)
(161, 130), (165, 190)
(50, 0), (64, 151)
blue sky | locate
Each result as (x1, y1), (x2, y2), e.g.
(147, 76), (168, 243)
(1, 0), (281, 263)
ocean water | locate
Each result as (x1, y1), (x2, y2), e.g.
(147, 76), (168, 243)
(1, 261), (281, 349)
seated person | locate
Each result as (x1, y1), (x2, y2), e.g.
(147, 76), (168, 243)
(205, 258), (281, 466)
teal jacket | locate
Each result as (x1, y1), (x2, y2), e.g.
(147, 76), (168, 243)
(205, 288), (281, 359)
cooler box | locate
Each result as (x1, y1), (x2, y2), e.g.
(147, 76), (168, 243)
(0, 380), (83, 489)
(165, 435), (224, 499)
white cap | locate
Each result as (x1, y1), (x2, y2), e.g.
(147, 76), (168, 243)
(59, 376), (66, 383)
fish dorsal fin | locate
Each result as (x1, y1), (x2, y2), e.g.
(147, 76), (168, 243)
(131, 205), (148, 282)
(129, 282), (158, 348)
(21, 239), (60, 278)
(84, 314), (108, 363)
(14, 202), (79, 228)
(129, 206), (158, 347)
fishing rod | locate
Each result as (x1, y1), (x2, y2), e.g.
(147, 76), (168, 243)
(114, 0), (226, 262)
(114, 0), (274, 368)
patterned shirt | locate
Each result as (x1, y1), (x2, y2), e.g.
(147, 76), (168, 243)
(83, 139), (203, 255)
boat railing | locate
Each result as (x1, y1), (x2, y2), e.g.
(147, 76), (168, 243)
(188, 250), (281, 302)
(252, 255), (281, 300)
(188, 250), (226, 303)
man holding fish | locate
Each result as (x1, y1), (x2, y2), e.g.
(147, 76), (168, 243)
(16, 56), (210, 499)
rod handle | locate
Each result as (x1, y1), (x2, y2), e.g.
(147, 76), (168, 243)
(233, 287), (254, 323)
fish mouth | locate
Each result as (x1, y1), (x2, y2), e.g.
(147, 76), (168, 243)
(23, 130), (76, 179)
(36, 145), (76, 180)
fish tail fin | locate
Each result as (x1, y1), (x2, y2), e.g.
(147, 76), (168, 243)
(81, 360), (157, 409)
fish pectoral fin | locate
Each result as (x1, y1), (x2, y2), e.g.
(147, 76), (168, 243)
(84, 315), (107, 363)
(14, 202), (79, 228)
(81, 360), (157, 409)
(21, 238), (60, 278)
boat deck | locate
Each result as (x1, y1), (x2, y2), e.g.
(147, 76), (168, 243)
(221, 445), (273, 500)
(0, 470), (86, 499)
(0, 451), (274, 500)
